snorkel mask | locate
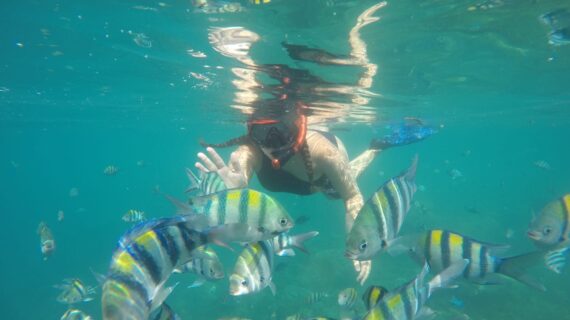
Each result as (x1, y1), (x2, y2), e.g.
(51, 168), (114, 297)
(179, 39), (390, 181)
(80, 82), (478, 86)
(248, 113), (307, 169)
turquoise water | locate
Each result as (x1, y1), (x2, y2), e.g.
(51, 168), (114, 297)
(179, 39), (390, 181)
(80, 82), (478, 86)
(1, 0), (570, 319)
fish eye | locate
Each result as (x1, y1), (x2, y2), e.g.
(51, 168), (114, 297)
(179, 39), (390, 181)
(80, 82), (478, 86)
(359, 240), (368, 251)
(260, 276), (265, 283)
(279, 218), (288, 226)
(209, 268), (214, 275)
(543, 227), (552, 235)
(380, 240), (387, 248)
(241, 279), (248, 287)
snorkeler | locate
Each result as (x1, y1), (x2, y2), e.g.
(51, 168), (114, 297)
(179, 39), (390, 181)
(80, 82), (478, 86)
(197, 1), (431, 285)
(196, 104), (436, 284)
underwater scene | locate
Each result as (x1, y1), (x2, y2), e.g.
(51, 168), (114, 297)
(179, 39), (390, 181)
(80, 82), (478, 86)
(2, 0), (570, 319)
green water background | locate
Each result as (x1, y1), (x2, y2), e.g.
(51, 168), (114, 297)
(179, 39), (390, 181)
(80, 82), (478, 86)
(1, 0), (569, 319)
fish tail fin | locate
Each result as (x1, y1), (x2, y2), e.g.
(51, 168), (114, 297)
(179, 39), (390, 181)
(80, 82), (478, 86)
(290, 231), (319, 254)
(498, 251), (547, 291)
(427, 259), (468, 297)
(403, 154), (419, 182)
(185, 168), (200, 193)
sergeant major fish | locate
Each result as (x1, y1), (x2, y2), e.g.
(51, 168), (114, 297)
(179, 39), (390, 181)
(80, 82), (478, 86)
(394, 230), (546, 290)
(169, 188), (295, 242)
(338, 287), (358, 309)
(362, 285), (389, 310)
(363, 260), (468, 320)
(122, 209), (146, 223)
(101, 216), (244, 320)
(528, 194), (570, 273)
(272, 231), (319, 256)
(185, 168), (227, 196)
(60, 309), (92, 320)
(345, 155), (418, 261)
(55, 278), (95, 304)
(37, 221), (55, 260)
(173, 246), (224, 287)
(230, 239), (275, 296)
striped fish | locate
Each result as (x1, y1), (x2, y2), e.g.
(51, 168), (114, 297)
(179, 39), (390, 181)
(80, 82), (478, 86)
(362, 285), (389, 310)
(305, 291), (329, 304)
(272, 231), (319, 256)
(528, 194), (570, 272)
(55, 278), (95, 305)
(363, 260), (468, 320)
(528, 194), (570, 247)
(150, 303), (180, 320)
(181, 188), (294, 242)
(173, 246), (224, 287)
(338, 287), (358, 309)
(37, 221), (55, 260)
(60, 309), (92, 320)
(250, 0), (270, 4)
(405, 230), (546, 290)
(229, 240), (275, 296)
(185, 168), (227, 196)
(101, 216), (239, 320)
(345, 155), (418, 261)
(122, 209), (146, 223)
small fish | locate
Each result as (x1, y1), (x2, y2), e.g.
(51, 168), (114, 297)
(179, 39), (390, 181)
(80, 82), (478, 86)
(69, 187), (79, 197)
(337, 288), (358, 309)
(230, 240), (275, 296)
(528, 194), (570, 272)
(539, 8), (570, 28)
(346, 155), (418, 261)
(533, 160), (551, 170)
(133, 33), (152, 48)
(448, 168), (463, 180)
(305, 291), (329, 304)
(58, 210), (65, 222)
(170, 188), (294, 242)
(505, 228), (514, 239)
(549, 27), (570, 46)
(150, 303), (181, 320)
(250, 0), (270, 4)
(394, 230), (546, 290)
(122, 209), (146, 223)
(528, 195), (570, 248)
(103, 165), (119, 176)
(362, 260), (468, 320)
(60, 309), (92, 320)
(101, 216), (243, 320)
(185, 168), (227, 196)
(55, 278), (95, 304)
(450, 295), (464, 308)
(37, 221), (55, 260)
(362, 285), (389, 310)
(272, 231), (319, 256)
(173, 246), (224, 287)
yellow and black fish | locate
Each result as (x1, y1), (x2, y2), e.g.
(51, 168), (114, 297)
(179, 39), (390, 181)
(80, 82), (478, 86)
(362, 285), (389, 310)
(346, 155), (418, 261)
(101, 216), (242, 320)
(363, 260), (467, 320)
(398, 229), (546, 290)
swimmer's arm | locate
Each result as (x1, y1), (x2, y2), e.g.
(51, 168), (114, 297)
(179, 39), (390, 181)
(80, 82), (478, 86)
(228, 144), (261, 186)
(319, 150), (364, 232)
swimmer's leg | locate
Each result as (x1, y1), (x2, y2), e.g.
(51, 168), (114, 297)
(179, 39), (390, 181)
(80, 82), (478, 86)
(349, 149), (380, 179)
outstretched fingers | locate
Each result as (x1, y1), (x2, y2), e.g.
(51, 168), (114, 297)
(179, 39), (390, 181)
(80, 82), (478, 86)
(207, 147), (226, 169)
(197, 152), (217, 172)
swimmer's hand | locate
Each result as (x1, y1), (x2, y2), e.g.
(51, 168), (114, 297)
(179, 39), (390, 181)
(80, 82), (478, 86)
(195, 147), (248, 189)
(353, 260), (371, 285)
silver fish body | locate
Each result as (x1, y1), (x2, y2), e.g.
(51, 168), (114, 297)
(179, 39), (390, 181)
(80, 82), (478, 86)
(346, 155), (418, 260)
(229, 240), (275, 296)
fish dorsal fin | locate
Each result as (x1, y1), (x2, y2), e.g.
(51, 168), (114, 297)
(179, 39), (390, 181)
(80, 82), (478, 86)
(185, 168), (201, 193)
